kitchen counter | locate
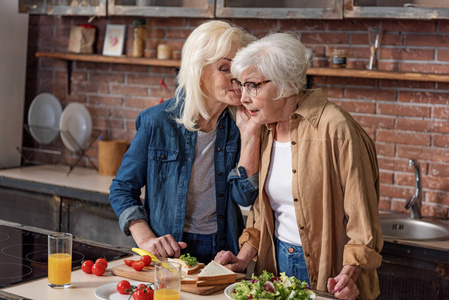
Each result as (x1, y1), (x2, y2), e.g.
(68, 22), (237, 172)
(0, 221), (331, 300)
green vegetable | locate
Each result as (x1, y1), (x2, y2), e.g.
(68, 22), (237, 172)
(231, 271), (315, 300)
(179, 253), (198, 266)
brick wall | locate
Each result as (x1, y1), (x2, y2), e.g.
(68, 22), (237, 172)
(24, 16), (449, 218)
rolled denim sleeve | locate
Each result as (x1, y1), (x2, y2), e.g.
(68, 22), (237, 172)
(228, 166), (259, 206)
(119, 205), (148, 236)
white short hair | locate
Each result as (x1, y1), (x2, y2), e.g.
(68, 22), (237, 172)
(231, 32), (312, 100)
(175, 20), (256, 131)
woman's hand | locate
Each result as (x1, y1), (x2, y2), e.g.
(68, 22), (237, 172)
(236, 105), (260, 137)
(214, 250), (248, 273)
(327, 265), (361, 300)
(139, 234), (187, 258)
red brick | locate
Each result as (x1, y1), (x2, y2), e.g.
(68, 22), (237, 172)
(377, 129), (430, 146)
(301, 33), (349, 45)
(111, 85), (148, 97)
(279, 19), (325, 31)
(382, 20), (436, 33)
(380, 48), (434, 61)
(420, 203), (447, 218)
(380, 184), (413, 199)
(111, 107), (142, 119)
(381, 80), (435, 89)
(406, 33), (449, 47)
(166, 28), (194, 39)
(426, 191), (449, 206)
(112, 64), (149, 73)
(326, 78), (380, 87)
(378, 33), (404, 47)
(375, 142), (395, 157)
(380, 171), (394, 184)
(379, 198), (392, 210)
(400, 62), (449, 74)
(397, 144), (449, 163)
(88, 95), (122, 106)
(127, 74), (161, 85)
(437, 49), (449, 62)
(90, 73), (125, 84)
(123, 97), (158, 109)
(88, 106), (110, 117)
(378, 103), (431, 118)
(75, 61), (110, 71)
(322, 87), (344, 98)
(353, 115), (395, 129)
(433, 106), (449, 119)
(422, 175), (449, 190)
(332, 100), (375, 114)
(72, 82), (109, 94)
(391, 200), (407, 213)
(433, 134), (449, 148)
(397, 118), (449, 134)
(378, 157), (413, 172)
(146, 18), (187, 27)
(346, 88), (396, 101)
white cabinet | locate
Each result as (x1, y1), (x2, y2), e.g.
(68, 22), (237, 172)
(344, 0), (449, 19)
(19, 0), (107, 16)
(107, 0), (215, 17)
(215, 0), (343, 19)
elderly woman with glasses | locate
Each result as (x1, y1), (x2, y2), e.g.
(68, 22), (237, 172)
(110, 21), (260, 264)
(214, 32), (383, 300)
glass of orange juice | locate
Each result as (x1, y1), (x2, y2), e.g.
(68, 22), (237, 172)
(154, 261), (181, 300)
(48, 232), (72, 288)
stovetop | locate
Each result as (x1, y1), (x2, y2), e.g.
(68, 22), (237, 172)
(0, 224), (130, 288)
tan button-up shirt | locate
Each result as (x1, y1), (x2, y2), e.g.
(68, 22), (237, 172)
(239, 89), (383, 300)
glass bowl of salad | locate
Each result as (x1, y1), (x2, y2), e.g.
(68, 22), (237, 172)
(225, 271), (315, 300)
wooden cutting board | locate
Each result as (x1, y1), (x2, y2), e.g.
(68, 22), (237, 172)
(111, 264), (246, 295)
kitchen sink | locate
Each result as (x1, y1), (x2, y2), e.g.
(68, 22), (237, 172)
(381, 217), (449, 240)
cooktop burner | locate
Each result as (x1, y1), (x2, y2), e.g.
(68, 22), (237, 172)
(0, 224), (130, 288)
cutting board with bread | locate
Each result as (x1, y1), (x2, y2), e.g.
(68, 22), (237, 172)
(112, 259), (246, 295)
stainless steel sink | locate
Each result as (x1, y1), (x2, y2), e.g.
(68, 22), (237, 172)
(381, 217), (449, 240)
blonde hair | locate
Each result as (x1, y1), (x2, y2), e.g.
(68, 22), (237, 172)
(174, 20), (256, 131)
(231, 32), (312, 100)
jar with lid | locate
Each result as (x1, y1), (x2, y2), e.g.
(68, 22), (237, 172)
(330, 49), (348, 68)
(132, 19), (146, 58)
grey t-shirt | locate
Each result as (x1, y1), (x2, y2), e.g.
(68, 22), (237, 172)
(183, 129), (217, 234)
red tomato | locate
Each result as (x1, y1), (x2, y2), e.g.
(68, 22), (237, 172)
(81, 260), (94, 274)
(132, 286), (153, 300)
(124, 259), (135, 267)
(95, 258), (108, 269)
(92, 262), (106, 276)
(116, 280), (132, 295)
(132, 261), (145, 271)
(140, 255), (152, 266)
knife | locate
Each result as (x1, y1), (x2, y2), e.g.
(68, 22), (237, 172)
(132, 247), (160, 263)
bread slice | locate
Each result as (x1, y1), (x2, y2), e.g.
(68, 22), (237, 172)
(168, 258), (205, 275)
(196, 261), (236, 286)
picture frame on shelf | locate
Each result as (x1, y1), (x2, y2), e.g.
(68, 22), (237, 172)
(102, 24), (126, 56)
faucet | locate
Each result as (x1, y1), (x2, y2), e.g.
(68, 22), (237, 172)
(405, 159), (422, 219)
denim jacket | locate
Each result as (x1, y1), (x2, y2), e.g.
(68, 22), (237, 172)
(109, 98), (258, 255)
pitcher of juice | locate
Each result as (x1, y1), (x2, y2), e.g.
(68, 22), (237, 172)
(48, 232), (72, 288)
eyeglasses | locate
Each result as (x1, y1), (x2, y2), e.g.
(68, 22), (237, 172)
(230, 78), (272, 97)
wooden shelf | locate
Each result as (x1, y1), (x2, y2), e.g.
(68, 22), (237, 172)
(35, 52), (181, 68)
(36, 52), (449, 84)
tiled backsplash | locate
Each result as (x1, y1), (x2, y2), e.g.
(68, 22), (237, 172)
(24, 16), (449, 218)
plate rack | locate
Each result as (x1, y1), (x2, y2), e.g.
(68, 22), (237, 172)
(19, 124), (100, 176)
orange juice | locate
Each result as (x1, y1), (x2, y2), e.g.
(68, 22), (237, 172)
(48, 253), (72, 285)
(154, 288), (180, 300)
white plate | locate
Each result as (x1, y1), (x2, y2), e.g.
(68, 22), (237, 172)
(59, 103), (92, 152)
(224, 283), (235, 299)
(95, 281), (151, 300)
(28, 93), (62, 144)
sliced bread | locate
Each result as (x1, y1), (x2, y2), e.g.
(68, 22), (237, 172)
(196, 260), (236, 286)
(168, 258), (205, 275)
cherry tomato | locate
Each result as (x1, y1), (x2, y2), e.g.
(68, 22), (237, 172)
(124, 259), (135, 267)
(95, 258), (108, 269)
(132, 261), (145, 271)
(81, 260), (94, 274)
(116, 280), (132, 295)
(92, 262), (106, 276)
(132, 286), (153, 300)
(140, 255), (152, 266)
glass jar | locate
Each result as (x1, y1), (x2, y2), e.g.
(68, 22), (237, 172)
(132, 19), (146, 58)
(330, 49), (348, 68)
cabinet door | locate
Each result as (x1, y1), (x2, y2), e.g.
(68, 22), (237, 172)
(216, 0), (343, 19)
(0, 186), (60, 231)
(344, 0), (449, 19)
(19, 0), (107, 16)
(108, 0), (214, 17)
(61, 198), (136, 248)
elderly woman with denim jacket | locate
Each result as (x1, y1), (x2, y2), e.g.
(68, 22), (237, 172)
(109, 21), (259, 264)
(214, 32), (383, 300)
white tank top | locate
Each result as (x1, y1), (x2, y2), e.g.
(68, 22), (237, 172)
(265, 140), (302, 246)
